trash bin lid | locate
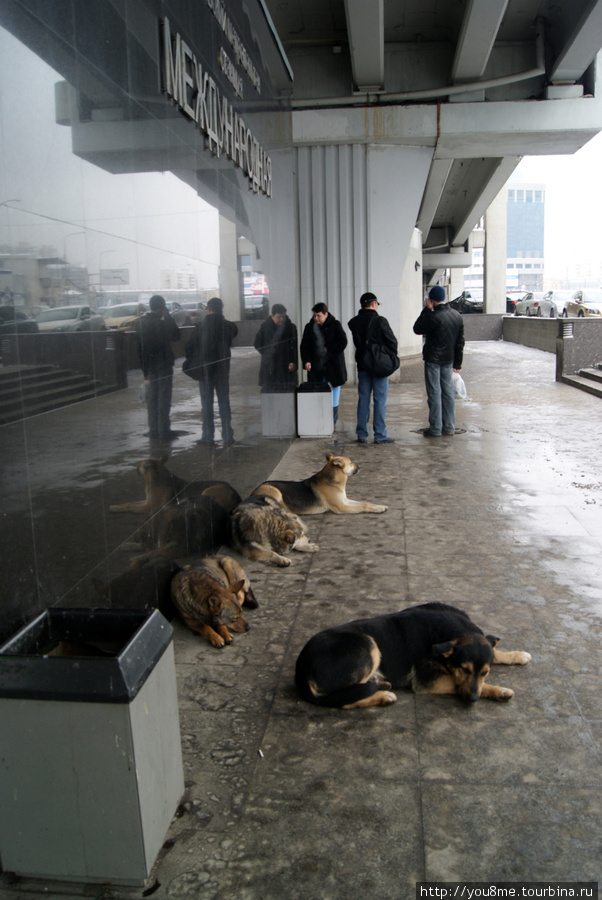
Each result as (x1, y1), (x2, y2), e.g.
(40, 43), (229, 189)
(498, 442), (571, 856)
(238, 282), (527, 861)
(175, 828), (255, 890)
(0, 608), (174, 703)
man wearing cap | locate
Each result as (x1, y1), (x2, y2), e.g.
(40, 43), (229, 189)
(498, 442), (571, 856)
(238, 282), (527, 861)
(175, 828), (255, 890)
(136, 294), (180, 440)
(413, 285), (465, 437)
(185, 297), (238, 445)
(348, 292), (398, 444)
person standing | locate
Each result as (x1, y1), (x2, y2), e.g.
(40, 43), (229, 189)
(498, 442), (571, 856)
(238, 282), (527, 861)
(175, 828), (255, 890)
(185, 297), (238, 445)
(413, 285), (465, 437)
(253, 303), (298, 389)
(137, 294), (180, 440)
(348, 292), (398, 444)
(300, 302), (348, 426)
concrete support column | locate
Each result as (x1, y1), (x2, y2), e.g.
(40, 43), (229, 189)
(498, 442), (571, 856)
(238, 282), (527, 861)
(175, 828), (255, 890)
(295, 143), (432, 376)
(218, 215), (241, 321)
(484, 188), (508, 314)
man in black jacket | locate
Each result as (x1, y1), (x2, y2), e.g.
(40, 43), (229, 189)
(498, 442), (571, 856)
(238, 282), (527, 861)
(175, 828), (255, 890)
(185, 297), (238, 445)
(300, 302), (347, 426)
(413, 285), (465, 436)
(253, 303), (298, 389)
(348, 292), (398, 444)
(136, 294), (180, 440)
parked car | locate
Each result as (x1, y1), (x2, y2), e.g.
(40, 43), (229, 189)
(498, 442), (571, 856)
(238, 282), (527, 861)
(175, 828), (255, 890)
(178, 301), (207, 326)
(506, 290), (532, 313)
(0, 306), (39, 335)
(513, 291), (555, 317)
(98, 302), (147, 331)
(35, 305), (106, 332)
(564, 290), (602, 317)
(163, 301), (195, 327)
(542, 290), (572, 318)
(244, 273), (270, 318)
(449, 290), (483, 314)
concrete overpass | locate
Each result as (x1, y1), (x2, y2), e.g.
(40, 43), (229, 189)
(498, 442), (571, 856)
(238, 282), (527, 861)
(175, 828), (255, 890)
(265, 0), (602, 352)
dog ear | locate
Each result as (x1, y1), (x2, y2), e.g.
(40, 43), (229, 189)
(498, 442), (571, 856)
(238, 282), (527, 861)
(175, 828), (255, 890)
(486, 634), (500, 647)
(330, 456), (344, 468)
(432, 640), (457, 658)
(207, 594), (223, 615)
(229, 579), (245, 595)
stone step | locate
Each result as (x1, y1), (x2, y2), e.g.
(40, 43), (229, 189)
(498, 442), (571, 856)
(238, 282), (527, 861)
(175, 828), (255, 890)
(0, 365), (115, 424)
(577, 366), (602, 384)
(0, 372), (97, 407)
(562, 373), (602, 399)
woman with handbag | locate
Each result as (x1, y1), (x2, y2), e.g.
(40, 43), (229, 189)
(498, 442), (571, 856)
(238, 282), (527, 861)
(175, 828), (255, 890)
(348, 292), (399, 444)
(300, 302), (348, 426)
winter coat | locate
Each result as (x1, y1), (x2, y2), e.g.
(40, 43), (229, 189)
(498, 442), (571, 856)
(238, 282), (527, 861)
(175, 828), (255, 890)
(413, 303), (465, 369)
(347, 308), (398, 374)
(184, 313), (238, 382)
(254, 315), (298, 387)
(136, 311), (180, 377)
(300, 313), (348, 388)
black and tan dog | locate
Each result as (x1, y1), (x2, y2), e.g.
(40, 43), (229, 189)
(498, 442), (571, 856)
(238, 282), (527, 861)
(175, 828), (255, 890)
(252, 453), (387, 515)
(110, 456), (241, 515)
(230, 494), (318, 567)
(295, 602), (531, 709)
(170, 556), (258, 648)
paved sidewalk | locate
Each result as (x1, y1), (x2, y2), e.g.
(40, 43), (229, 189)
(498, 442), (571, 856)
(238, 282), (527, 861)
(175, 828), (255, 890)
(1, 341), (600, 899)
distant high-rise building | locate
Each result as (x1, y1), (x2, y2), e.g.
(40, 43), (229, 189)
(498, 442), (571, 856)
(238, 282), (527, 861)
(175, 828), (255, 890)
(506, 182), (545, 291)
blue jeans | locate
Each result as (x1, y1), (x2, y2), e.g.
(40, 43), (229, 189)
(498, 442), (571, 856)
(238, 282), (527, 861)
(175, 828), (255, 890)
(356, 370), (389, 441)
(147, 369), (173, 438)
(199, 365), (233, 443)
(424, 362), (455, 435)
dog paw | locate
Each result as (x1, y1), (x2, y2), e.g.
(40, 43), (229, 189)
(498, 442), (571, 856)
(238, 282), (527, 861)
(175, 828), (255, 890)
(276, 557), (292, 567)
(373, 505), (387, 513)
(306, 542), (319, 553)
(209, 635), (226, 648)
(517, 651), (532, 665)
(498, 687), (514, 701)
(379, 691), (397, 705)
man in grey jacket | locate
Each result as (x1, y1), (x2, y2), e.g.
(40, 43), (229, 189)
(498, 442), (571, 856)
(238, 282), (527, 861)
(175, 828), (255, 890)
(413, 285), (465, 437)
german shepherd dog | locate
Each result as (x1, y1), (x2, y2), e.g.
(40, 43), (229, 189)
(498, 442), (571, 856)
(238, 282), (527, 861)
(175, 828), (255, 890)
(170, 556), (258, 648)
(230, 494), (319, 567)
(127, 495), (229, 565)
(110, 456), (241, 515)
(295, 603), (531, 709)
(252, 454), (387, 515)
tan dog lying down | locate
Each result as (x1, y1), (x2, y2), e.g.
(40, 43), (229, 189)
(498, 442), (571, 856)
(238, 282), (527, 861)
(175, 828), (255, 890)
(230, 495), (318, 567)
(252, 454), (386, 515)
(110, 456), (241, 515)
(171, 556), (258, 648)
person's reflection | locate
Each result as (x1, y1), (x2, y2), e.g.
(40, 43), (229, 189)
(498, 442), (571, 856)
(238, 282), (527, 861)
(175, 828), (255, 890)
(136, 295), (180, 440)
(253, 303), (298, 390)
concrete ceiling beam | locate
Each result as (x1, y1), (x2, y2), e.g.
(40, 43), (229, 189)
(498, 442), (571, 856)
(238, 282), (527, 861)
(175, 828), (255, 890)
(451, 0), (509, 83)
(550, 2), (602, 83)
(344, 0), (384, 92)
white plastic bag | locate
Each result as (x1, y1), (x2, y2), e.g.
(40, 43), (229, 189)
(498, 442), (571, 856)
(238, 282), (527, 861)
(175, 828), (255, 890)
(452, 371), (467, 399)
(138, 380), (148, 404)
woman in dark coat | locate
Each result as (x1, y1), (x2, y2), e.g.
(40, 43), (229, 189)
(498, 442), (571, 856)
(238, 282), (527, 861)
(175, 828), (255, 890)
(300, 302), (348, 425)
(253, 303), (298, 389)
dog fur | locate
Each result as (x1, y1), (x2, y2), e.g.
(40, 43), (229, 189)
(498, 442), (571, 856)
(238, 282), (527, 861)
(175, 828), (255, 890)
(295, 602), (531, 709)
(230, 494), (318, 567)
(252, 454), (387, 515)
(126, 495), (229, 565)
(170, 556), (258, 647)
(110, 456), (241, 515)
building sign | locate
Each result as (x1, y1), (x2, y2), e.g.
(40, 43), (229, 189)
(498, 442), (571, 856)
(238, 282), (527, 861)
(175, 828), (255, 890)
(160, 16), (272, 198)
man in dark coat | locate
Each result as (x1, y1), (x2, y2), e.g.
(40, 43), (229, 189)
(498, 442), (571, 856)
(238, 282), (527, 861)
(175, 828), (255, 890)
(136, 294), (180, 440)
(253, 303), (298, 389)
(348, 292), (398, 444)
(300, 302), (347, 425)
(413, 284), (465, 437)
(185, 297), (238, 445)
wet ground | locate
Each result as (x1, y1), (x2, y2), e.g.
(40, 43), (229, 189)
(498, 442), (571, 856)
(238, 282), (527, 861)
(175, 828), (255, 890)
(0, 340), (600, 898)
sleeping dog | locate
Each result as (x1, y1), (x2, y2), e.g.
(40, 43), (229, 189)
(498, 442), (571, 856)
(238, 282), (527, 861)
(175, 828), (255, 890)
(295, 602), (531, 709)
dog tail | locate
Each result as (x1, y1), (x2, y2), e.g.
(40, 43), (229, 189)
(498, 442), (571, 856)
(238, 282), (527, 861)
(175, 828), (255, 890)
(294, 669), (385, 708)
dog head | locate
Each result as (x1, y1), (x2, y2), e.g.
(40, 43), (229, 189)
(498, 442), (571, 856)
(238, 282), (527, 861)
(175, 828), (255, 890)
(138, 456), (171, 486)
(323, 454), (360, 480)
(432, 633), (499, 702)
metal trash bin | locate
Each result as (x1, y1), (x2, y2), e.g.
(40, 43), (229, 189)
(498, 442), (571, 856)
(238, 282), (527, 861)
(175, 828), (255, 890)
(296, 382), (333, 437)
(0, 608), (184, 886)
(260, 385), (297, 437)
